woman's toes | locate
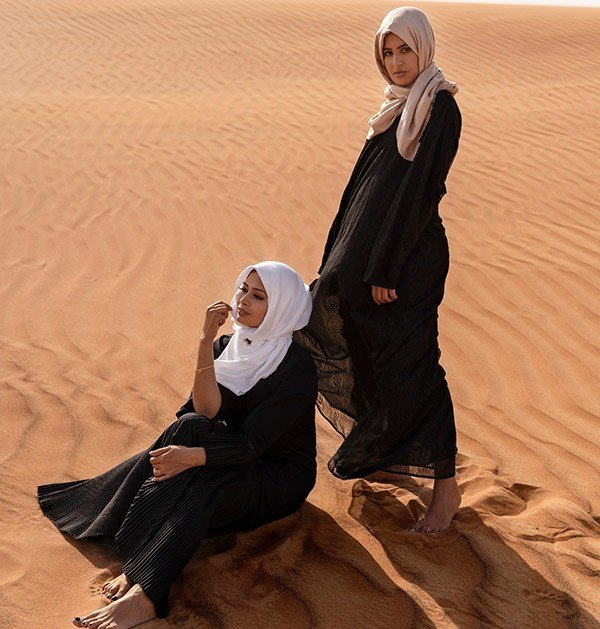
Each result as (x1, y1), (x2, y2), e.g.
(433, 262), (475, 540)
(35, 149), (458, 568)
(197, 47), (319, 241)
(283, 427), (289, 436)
(410, 519), (424, 532)
(114, 585), (126, 598)
(77, 610), (103, 626)
(102, 575), (124, 599)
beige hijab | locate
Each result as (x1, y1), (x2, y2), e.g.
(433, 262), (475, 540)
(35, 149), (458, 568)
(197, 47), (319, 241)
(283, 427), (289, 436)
(367, 6), (458, 161)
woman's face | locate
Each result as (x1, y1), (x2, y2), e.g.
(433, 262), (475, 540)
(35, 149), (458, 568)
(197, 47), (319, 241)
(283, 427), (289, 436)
(235, 270), (268, 328)
(382, 32), (419, 87)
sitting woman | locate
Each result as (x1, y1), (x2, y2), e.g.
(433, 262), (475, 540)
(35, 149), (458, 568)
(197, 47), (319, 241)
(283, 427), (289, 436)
(37, 261), (317, 629)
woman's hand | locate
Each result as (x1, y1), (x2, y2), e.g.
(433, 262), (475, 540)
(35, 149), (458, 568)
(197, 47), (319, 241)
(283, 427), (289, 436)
(148, 445), (206, 482)
(201, 301), (233, 341)
(371, 285), (398, 305)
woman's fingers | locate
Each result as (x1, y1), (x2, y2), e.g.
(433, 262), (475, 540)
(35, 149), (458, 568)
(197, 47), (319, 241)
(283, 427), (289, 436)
(150, 446), (188, 481)
(207, 301), (232, 313)
(149, 447), (169, 456)
(203, 302), (232, 335)
(373, 286), (388, 304)
(150, 468), (169, 482)
(207, 305), (229, 314)
(371, 286), (381, 305)
(371, 285), (398, 305)
(207, 306), (230, 324)
(151, 468), (183, 482)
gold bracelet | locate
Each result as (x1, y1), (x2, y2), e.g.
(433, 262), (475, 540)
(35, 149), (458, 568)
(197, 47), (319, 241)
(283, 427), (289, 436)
(195, 364), (214, 374)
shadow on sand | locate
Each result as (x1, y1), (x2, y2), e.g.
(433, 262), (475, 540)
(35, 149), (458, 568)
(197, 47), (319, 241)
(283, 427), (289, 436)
(349, 476), (593, 628)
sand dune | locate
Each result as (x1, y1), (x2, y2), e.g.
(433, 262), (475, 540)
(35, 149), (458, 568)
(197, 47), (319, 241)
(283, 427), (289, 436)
(1, 0), (598, 626)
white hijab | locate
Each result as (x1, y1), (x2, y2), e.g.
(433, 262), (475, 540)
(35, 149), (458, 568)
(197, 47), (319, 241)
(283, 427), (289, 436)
(367, 6), (458, 161)
(214, 261), (313, 396)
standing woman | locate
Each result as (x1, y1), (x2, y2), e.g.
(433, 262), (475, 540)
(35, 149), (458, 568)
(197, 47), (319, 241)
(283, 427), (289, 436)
(296, 7), (462, 532)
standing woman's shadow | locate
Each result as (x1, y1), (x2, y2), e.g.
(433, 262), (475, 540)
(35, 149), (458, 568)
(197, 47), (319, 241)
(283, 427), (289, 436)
(349, 474), (595, 629)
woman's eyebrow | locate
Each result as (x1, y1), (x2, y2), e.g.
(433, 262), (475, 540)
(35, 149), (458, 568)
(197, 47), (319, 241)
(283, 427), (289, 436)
(242, 282), (267, 294)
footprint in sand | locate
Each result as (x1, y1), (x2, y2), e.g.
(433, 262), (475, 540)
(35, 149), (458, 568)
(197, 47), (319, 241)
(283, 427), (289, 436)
(524, 588), (577, 619)
(88, 563), (121, 597)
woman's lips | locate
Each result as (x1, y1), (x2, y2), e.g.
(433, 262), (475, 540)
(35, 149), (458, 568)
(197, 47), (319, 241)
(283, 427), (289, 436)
(394, 71), (407, 76)
(238, 308), (249, 316)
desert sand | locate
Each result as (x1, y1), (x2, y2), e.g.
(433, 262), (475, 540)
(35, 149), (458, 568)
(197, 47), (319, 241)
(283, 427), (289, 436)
(0, 0), (598, 626)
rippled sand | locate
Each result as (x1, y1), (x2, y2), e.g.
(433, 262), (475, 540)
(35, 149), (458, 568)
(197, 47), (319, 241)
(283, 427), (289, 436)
(1, 0), (598, 626)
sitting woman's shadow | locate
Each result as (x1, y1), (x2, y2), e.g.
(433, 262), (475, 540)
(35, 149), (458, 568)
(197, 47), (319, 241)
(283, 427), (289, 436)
(61, 503), (434, 628)
(171, 502), (438, 628)
(349, 475), (594, 629)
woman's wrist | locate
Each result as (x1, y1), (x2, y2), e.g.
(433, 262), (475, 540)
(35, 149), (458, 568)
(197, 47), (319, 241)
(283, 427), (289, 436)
(199, 335), (215, 347)
(187, 446), (206, 467)
(197, 336), (216, 367)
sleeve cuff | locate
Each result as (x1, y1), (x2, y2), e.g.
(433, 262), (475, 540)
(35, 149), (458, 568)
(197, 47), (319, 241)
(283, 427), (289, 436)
(202, 434), (256, 467)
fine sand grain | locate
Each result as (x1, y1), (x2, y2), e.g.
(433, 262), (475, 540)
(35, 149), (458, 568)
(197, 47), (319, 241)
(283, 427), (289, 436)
(1, 0), (598, 626)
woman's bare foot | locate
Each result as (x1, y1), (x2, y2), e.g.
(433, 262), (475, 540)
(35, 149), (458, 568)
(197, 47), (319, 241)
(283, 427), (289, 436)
(72, 584), (156, 628)
(411, 476), (461, 533)
(102, 573), (133, 601)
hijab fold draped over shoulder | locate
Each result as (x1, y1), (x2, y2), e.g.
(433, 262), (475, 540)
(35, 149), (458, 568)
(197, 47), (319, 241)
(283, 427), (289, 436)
(367, 6), (458, 161)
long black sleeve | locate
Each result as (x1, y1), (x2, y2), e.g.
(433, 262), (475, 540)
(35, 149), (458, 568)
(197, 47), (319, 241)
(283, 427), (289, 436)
(363, 90), (461, 289)
(318, 141), (373, 275)
(200, 355), (317, 467)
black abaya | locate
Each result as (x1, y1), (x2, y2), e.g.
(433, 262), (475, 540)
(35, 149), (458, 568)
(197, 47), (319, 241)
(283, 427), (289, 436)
(37, 335), (317, 618)
(294, 89), (461, 480)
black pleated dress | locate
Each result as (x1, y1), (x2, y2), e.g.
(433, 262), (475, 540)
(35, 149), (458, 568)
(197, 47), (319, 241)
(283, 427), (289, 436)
(37, 335), (317, 618)
(294, 89), (461, 481)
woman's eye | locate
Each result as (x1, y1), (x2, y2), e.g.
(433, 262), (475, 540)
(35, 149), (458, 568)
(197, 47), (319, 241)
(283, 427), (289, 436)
(402, 47), (412, 54)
